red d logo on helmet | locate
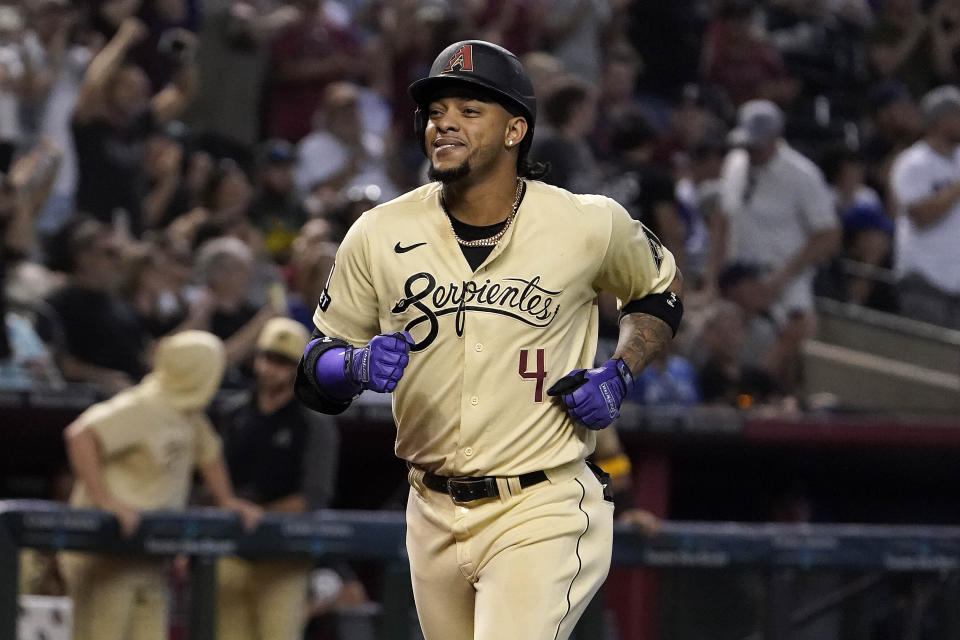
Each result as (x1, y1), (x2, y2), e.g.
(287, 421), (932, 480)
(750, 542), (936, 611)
(442, 45), (473, 73)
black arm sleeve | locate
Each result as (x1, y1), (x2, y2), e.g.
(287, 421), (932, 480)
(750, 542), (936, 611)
(294, 329), (355, 415)
(619, 291), (684, 336)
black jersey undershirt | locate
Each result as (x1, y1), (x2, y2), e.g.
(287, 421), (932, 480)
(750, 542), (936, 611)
(445, 182), (526, 271)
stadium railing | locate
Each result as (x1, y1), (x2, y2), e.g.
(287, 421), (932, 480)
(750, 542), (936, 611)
(4, 500), (960, 640)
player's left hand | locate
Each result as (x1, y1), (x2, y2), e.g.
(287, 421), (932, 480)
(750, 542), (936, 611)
(547, 359), (634, 430)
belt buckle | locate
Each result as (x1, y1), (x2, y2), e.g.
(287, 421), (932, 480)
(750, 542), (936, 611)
(447, 477), (499, 503)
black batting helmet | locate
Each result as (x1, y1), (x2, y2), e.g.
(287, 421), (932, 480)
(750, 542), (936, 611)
(408, 40), (537, 160)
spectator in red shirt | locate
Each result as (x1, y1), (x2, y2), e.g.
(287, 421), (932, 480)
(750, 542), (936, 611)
(701, 0), (799, 106)
(264, 0), (361, 143)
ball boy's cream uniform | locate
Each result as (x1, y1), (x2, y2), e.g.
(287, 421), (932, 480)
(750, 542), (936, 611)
(313, 179), (676, 639)
(59, 332), (225, 640)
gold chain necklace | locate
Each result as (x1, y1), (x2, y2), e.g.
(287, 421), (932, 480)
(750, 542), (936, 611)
(442, 179), (524, 247)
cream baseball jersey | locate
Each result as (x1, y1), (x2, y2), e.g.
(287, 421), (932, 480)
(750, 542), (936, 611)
(313, 179), (676, 476)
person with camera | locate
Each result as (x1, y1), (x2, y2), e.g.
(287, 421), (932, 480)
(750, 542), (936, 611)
(71, 16), (198, 237)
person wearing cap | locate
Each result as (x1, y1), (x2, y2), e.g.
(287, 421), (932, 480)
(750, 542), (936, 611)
(861, 80), (922, 181)
(60, 330), (262, 640)
(889, 85), (960, 329)
(295, 40), (684, 640)
(719, 99), (840, 387)
(215, 317), (339, 640)
(250, 138), (306, 263)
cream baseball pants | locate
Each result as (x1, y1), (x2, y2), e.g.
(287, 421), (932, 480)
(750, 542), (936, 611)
(406, 459), (613, 640)
(59, 552), (167, 640)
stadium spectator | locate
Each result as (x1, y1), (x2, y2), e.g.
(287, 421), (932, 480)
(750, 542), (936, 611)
(286, 218), (338, 330)
(60, 330), (262, 640)
(215, 317), (340, 640)
(22, 0), (87, 235)
(1, 144), (63, 388)
(719, 100), (841, 323)
(72, 16), (197, 237)
(765, 0), (871, 110)
(250, 139), (305, 264)
(930, 0), (960, 81)
(675, 135), (727, 290)
(716, 262), (794, 385)
(187, 0), (302, 151)
(540, 0), (611, 83)
(818, 145), (897, 310)
(119, 239), (188, 338)
(46, 217), (149, 392)
(195, 157), (255, 227)
(599, 110), (686, 272)
(531, 76), (601, 194)
(867, 0), (942, 97)
(463, 0), (540, 56)
(294, 81), (399, 204)
(141, 121), (190, 230)
(181, 236), (277, 373)
(694, 300), (780, 407)
(701, 0), (799, 106)
(0, 4), (28, 173)
(629, 350), (700, 407)
(861, 80), (922, 186)
(592, 41), (658, 159)
(889, 85), (960, 329)
(627, 2), (708, 101)
(264, 0), (362, 143)
(519, 50), (565, 111)
(650, 83), (729, 171)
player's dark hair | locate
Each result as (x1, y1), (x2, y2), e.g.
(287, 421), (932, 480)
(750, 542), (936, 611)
(517, 138), (550, 180)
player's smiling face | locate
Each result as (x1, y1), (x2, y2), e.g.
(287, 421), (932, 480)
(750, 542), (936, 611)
(424, 89), (525, 183)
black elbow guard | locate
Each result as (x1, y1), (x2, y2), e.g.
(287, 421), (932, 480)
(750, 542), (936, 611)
(619, 291), (684, 336)
(294, 334), (354, 415)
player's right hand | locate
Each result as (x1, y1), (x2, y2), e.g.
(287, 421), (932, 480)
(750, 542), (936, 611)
(346, 331), (413, 393)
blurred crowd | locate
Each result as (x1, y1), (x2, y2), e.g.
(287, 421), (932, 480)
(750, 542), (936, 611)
(2, 0), (960, 410)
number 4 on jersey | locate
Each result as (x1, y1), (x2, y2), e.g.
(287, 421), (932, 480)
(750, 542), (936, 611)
(519, 349), (547, 402)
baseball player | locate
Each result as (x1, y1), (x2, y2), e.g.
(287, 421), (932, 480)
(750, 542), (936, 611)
(295, 40), (683, 640)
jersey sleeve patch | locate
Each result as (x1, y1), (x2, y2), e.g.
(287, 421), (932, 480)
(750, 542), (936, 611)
(318, 263), (335, 312)
(641, 224), (664, 273)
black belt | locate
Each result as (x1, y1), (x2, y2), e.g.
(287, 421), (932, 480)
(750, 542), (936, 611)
(421, 470), (548, 503)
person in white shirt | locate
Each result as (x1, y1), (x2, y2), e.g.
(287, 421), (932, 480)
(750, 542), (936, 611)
(889, 85), (960, 329)
(720, 100), (841, 317)
(294, 81), (398, 202)
(719, 99), (841, 389)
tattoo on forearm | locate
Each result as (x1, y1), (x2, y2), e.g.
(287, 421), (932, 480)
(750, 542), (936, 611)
(613, 313), (672, 376)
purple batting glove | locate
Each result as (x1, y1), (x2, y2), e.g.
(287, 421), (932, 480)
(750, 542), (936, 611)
(313, 331), (413, 399)
(546, 359), (635, 430)
(345, 331), (413, 393)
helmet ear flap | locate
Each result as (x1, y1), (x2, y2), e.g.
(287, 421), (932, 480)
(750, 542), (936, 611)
(414, 106), (427, 157)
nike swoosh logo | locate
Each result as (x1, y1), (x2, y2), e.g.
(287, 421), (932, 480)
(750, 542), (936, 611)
(394, 241), (427, 254)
